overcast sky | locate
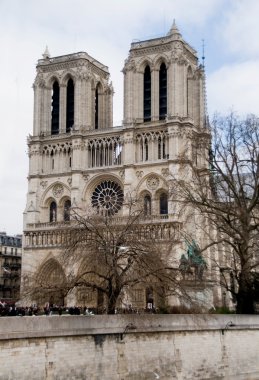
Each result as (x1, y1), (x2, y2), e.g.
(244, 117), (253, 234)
(1, 0), (259, 235)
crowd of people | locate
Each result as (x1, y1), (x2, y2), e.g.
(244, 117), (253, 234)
(0, 301), (158, 317)
(0, 302), (95, 317)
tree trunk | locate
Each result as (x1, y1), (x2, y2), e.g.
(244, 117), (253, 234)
(107, 284), (120, 315)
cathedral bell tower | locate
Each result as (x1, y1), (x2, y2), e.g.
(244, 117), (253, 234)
(22, 23), (214, 309)
(25, 50), (113, 226)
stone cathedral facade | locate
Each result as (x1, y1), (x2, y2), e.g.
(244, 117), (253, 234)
(22, 23), (222, 309)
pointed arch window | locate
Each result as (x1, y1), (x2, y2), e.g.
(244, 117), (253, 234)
(144, 138), (149, 161)
(95, 83), (101, 130)
(64, 199), (71, 221)
(160, 193), (168, 215)
(158, 137), (162, 159)
(144, 195), (151, 215)
(158, 136), (166, 159)
(51, 81), (60, 135)
(66, 78), (74, 132)
(144, 65), (151, 122)
(50, 201), (57, 223)
(159, 63), (167, 120)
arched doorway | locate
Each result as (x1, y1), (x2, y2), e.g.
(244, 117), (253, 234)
(34, 259), (66, 306)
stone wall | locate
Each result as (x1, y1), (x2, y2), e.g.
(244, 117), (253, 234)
(0, 314), (259, 380)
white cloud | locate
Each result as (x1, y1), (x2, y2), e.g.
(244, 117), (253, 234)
(218, 0), (259, 58)
(207, 60), (259, 115)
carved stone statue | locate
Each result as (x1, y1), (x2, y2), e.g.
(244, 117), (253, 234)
(179, 240), (207, 281)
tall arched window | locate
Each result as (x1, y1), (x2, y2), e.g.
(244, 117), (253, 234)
(51, 81), (60, 135)
(66, 78), (74, 132)
(160, 193), (168, 215)
(144, 65), (151, 122)
(159, 63), (167, 120)
(158, 136), (166, 159)
(50, 150), (54, 170)
(49, 201), (57, 223)
(144, 138), (149, 161)
(64, 199), (71, 221)
(95, 83), (101, 130)
(144, 195), (151, 215)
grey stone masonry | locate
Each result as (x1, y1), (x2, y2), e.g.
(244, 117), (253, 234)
(0, 315), (259, 379)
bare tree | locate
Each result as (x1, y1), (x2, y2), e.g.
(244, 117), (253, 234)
(174, 113), (259, 313)
(27, 198), (184, 314)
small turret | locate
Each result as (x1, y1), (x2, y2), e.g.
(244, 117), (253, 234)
(167, 19), (182, 39)
(42, 46), (50, 60)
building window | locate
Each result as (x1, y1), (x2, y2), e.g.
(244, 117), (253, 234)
(144, 138), (149, 161)
(160, 193), (168, 215)
(158, 137), (162, 159)
(50, 201), (57, 223)
(159, 63), (167, 120)
(64, 200), (71, 221)
(95, 83), (101, 130)
(143, 65), (151, 122)
(91, 180), (124, 216)
(158, 136), (166, 159)
(144, 195), (151, 215)
(66, 78), (74, 132)
(51, 81), (60, 135)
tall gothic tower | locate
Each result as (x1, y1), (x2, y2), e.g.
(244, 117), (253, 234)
(23, 23), (217, 308)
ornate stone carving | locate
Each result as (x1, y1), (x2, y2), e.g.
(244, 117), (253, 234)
(76, 65), (91, 80)
(40, 180), (48, 189)
(136, 171), (144, 179)
(67, 178), (72, 186)
(83, 174), (89, 182)
(146, 175), (159, 190)
(52, 184), (64, 198)
(123, 59), (136, 73)
(119, 170), (125, 180)
(161, 168), (169, 177)
(91, 180), (124, 215)
(34, 72), (46, 88)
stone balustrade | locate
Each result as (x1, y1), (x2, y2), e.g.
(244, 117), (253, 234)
(24, 217), (181, 248)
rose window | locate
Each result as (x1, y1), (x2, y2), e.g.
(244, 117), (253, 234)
(91, 180), (124, 215)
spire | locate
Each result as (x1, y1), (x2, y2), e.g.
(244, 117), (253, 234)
(42, 46), (50, 59)
(201, 39), (208, 128)
(167, 19), (182, 38)
(202, 39), (205, 68)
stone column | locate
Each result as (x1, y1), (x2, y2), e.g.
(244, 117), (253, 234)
(123, 70), (129, 123)
(85, 79), (92, 128)
(33, 85), (41, 136)
(151, 69), (159, 121)
(136, 71), (143, 122)
(167, 60), (176, 117)
(74, 79), (81, 129)
(43, 86), (52, 134)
